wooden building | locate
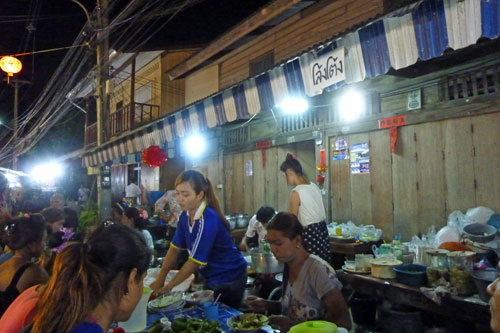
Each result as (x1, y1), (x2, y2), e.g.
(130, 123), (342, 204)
(79, 0), (500, 240)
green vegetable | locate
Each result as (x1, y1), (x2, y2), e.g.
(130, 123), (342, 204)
(230, 313), (269, 330)
(170, 318), (220, 333)
(148, 319), (164, 333)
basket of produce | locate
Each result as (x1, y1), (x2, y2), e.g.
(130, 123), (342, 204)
(393, 264), (427, 287)
(227, 313), (269, 333)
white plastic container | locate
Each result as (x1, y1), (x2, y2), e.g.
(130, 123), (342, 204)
(118, 286), (152, 332)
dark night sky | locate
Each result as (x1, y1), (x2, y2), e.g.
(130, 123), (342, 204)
(0, 0), (272, 123)
(0, 0), (272, 167)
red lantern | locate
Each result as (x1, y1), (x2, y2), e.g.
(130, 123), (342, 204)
(316, 174), (325, 184)
(0, 56), (22, 83)
(141, 145), (167, 167)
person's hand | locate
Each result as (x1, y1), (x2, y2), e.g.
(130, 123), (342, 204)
(155, 284), (173, 296)
(239, 241), (249, 252)
(149, 279), (164, 293)
(269, 315), (293, 332)
(245, 295), (267, 313)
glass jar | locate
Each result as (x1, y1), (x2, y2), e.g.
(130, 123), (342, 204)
(447, 251), (475, 295)
(426, 249), (449, 269)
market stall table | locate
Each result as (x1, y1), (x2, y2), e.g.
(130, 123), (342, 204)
(337, 270), (491, 331)
(330, 240), (382, 269)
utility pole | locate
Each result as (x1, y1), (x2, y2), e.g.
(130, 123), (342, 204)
(4, 78), (31, 170)
(96, 0), (111, 221)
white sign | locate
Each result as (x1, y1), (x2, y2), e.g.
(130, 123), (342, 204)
(300, 47), (345, 96)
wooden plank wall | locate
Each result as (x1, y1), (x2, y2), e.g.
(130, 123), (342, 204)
(161, 51), (196, 116)
(222, 141), (316, 215)
(217, 0), (385, 89)
(328, 112), (500, 241)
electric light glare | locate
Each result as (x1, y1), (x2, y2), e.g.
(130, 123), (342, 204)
(278, 97), (308, 115)
(183, 134), (206, 158)
(339, 90), (365, 122)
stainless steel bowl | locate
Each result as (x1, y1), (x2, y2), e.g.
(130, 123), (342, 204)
(236, 214), (250, 229)
(463, 223), (497, 243)
(250, 252), (283, 274)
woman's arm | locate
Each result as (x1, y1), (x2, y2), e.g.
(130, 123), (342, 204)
(160, 259), (200, 294)
(322, 288), (352, 329)
(289, 191), (300, 216)
(150, 245), (181, 292)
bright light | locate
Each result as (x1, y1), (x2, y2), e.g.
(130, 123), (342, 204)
(30, 162), (63, 184)
(183, 134), (206, 158)
(338, 90), (365, 122)
(278, 97), (308, 115)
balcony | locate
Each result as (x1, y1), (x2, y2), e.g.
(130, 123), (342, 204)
(110, 102), (160, 137)
(84, 123), (97, 148)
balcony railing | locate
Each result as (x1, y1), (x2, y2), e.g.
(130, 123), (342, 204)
(84, 123), (97, 148)
(110, 102), (160, 137)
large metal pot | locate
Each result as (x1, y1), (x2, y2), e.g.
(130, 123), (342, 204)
(225, 215), (236, 230)
(250, 251), (283, 274)
(235, 214), (249, 229)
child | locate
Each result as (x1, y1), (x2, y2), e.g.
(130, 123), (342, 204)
(239, 206), (275, 252)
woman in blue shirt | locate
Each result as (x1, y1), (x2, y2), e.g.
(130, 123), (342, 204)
(151, 170), (247, 308)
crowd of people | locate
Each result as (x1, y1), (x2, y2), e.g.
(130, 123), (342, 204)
(1, 153), (500, 332)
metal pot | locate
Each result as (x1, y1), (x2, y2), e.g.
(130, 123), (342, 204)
(225, 215), (236, 230)
(463, 223), (497, 243)
(250, 252), (283, 274)
(235, 214), (249, 229)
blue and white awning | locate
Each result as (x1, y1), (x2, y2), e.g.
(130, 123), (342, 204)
(83, 0), (500, 167)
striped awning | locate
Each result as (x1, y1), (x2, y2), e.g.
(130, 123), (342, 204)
(83, 0), (500, 168)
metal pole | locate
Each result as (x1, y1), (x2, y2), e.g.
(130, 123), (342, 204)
(13, 82), (18, 170)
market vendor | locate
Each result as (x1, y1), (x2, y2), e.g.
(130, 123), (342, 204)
(245, 212), (351, 332)
(280, 153), (331, 262)
(150, 170), (247, 308)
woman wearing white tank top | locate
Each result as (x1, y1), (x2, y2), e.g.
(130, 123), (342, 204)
(280, 153), (331, 263)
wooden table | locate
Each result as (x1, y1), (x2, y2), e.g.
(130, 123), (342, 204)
(330, 240), (382, 269)
(337, 270), (491, 331)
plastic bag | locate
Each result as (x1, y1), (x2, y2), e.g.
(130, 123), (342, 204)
(359, 225), (383, 242)
(465, 206), (495, 225)
(435, 226), (460, 246)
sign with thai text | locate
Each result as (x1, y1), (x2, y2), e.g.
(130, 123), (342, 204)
(378, 115), (407, 129)
(300, 47), (345, 96)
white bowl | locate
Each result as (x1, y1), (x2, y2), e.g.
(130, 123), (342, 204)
(183, 290), (214, 305)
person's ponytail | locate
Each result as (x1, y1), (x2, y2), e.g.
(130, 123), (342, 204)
(176, 170), (230, 231)
(31, 224), (150, 332)
(32, 242), (106, 332)
(204, 178), (230, 231)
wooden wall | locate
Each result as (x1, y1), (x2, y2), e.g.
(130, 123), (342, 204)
(161, 50), (197, 116)
(185, 65), (219, 105)
(329, 112), (500, 241)
(222, 141), (316, 215)
(217, 0), (384, 89)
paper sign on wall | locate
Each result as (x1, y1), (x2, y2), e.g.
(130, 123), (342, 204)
(333, 139), (349, 161)
(245, 160), (253, 176)
(350, 143), (370, 174)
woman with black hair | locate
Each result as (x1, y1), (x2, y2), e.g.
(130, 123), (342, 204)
(29, 223), (151, 332)
(0, 214), (49, 316)
(246, 213), (351, 332)
(122, 206), (154, 252)
(280, 153), (331, 262)
(110, 202), (126, 224)
(150, 170), (247, 309)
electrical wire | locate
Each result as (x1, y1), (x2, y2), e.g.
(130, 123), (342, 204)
(0, 0), (208, 164)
